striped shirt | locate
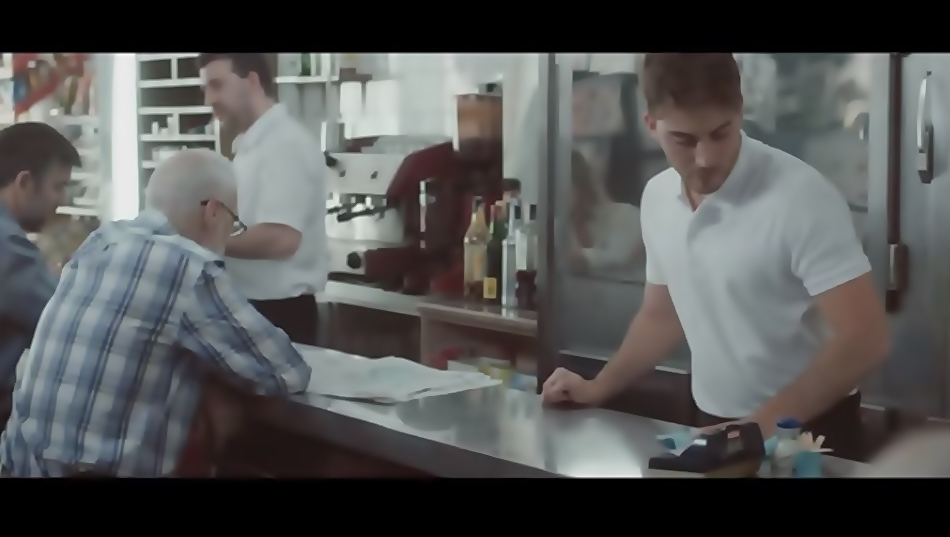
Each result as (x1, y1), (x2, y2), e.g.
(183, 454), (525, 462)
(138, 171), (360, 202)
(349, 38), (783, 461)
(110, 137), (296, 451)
(0, 210), (312, 477)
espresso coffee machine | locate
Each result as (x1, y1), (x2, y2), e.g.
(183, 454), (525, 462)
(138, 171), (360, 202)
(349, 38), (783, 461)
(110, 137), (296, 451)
(325, 93), (503, 296)
(325, 135), (443, 292)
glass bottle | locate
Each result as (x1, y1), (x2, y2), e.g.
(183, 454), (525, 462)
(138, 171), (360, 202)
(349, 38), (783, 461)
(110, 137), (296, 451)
(463, 197), (489, 300)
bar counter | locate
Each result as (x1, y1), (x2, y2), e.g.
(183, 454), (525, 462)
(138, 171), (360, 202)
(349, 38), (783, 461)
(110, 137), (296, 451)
(321, 282), (423, 317)
(418, 298), (536, 337)
(246, 346), (865, 478)
(321, 281), (537, 334)
(320, 281), (538, 368)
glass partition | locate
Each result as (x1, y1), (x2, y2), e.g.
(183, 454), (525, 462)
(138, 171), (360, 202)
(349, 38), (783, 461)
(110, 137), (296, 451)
(546, 54), (680, 367)
(737, 54), (872, 250)
(545, 53), (877, 377)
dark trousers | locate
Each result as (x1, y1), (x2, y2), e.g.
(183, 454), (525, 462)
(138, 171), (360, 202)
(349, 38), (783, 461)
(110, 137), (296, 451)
(0, 388), (10, 431)
(693, 392), (866, 461)
(250, 294), (318, 346)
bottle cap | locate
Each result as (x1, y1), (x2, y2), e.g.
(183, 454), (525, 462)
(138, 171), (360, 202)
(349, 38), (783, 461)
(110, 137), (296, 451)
(776, 418), (802, 429)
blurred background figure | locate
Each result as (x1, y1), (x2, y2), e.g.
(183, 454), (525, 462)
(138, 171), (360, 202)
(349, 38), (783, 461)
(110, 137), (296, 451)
(568, 149), (644, 281)
(855, 428), (950, 477)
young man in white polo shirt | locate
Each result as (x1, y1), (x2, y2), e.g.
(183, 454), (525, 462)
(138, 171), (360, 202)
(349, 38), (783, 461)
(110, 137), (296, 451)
(542, 53), (890, 454)
(199, 53), (326, 345)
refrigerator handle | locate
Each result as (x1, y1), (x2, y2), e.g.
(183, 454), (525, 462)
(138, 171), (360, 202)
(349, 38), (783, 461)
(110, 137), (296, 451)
(885, 54), (908, 312)
(917, 70), (935, 184)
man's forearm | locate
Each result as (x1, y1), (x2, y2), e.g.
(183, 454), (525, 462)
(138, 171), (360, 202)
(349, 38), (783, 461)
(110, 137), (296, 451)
(752, 336), (888, 428)
(591, 312), (684, 402)
(225, 224), (299, 260)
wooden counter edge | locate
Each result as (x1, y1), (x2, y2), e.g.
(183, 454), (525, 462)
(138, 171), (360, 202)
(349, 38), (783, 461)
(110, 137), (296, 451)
(417, 300), (537, 337)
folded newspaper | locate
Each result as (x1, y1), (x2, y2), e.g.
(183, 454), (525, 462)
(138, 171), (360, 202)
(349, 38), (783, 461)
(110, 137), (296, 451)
(294, 344), (500, 404)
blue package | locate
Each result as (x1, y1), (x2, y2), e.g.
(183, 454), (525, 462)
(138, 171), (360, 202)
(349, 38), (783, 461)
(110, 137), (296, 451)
(795, 450), (823, 478)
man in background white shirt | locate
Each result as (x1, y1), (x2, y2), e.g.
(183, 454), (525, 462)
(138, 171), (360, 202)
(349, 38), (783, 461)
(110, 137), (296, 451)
(199, 53), (326, 345)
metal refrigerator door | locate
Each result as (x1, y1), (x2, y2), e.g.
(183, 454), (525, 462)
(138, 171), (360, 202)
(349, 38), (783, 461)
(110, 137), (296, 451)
(870, 54), (950, 417)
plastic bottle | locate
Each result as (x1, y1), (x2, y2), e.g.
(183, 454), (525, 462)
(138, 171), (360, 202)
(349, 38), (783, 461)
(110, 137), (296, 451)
(771, 418), (802, 478)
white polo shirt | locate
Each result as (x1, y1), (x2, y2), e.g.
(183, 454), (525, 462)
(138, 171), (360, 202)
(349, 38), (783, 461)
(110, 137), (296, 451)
(640, 132), (871, 418)
(227, 103), (327, 301)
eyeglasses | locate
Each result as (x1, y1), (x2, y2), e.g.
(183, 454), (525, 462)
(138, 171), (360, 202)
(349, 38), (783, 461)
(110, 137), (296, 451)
(200, 199), (247, 236)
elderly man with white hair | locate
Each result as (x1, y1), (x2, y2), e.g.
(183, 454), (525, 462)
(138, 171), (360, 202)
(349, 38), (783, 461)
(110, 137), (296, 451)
(0, 148), (312, 478)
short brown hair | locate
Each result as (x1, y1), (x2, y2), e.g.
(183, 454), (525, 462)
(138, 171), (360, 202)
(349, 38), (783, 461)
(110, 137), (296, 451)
(641, 53), (742, 113)
(198, 53), (276, 98)
(0, 122), (81, 188)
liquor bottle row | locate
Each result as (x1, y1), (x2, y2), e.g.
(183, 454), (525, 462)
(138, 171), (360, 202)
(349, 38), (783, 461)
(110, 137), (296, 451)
(463, 196), (538, 307)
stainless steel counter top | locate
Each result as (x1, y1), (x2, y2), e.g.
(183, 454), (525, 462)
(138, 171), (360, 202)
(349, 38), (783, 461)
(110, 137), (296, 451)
(418, 298), (537, 337)
(255, 348), (866, 477)
(320, 282), (423, 317)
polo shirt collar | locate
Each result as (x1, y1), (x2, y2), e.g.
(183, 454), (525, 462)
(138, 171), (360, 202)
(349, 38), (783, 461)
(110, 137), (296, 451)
(678, 130), (756, 207)
(233, 103), (288, 155)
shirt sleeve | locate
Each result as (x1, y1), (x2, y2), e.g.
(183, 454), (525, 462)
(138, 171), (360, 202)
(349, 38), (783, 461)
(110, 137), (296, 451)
(179, 261), (312, 395)
(252, 138), (323, 233)
(641, 204), (667, 286)
(786, 176), (871, 297)
(0, 233), (57, 335)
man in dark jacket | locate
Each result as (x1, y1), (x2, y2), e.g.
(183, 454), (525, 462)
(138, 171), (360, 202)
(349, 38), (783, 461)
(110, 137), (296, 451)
(0, 122), (78, 424)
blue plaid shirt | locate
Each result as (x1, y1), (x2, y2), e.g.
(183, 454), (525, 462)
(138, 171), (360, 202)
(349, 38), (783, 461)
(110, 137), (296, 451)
(0, 210), (312, 477)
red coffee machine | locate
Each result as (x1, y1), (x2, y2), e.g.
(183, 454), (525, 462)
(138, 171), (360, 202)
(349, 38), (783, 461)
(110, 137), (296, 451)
(325, 93), (503, 296)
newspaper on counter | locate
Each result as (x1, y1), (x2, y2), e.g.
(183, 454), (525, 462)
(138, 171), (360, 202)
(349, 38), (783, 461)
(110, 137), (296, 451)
(293, 344), (500, 404)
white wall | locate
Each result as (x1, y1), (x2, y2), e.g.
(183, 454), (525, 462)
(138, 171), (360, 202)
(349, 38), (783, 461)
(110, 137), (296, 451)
(290, 54), (654, 207)
(337, 53), (543, 204)
(502, 54), (542, 205)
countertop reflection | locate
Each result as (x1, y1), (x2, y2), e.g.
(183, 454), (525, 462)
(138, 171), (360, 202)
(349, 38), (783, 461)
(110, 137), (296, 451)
(417, 297), (537, 336)
(256, 382), (864, 478)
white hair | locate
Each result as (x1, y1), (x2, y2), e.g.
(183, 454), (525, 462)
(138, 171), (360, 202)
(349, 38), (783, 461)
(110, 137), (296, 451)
(144, 148), (236, 231)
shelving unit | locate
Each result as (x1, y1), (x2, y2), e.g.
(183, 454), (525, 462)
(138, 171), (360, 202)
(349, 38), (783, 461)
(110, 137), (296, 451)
(130, 53), (378, 205)
(135, 53), (220, 210)
(273, 53), (379, 152)
(0, 53), (103, 258)
(1, 55), (103, 221)
(48, 105), (102, 219)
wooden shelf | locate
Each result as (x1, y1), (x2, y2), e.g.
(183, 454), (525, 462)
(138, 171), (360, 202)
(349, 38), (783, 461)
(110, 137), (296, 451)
(276, 75), (334, 84)
(139, 77), (202, 89)
(141, 133), (215, 142)
(139, 105), (212, 115)
(56, 206), (98, 217)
